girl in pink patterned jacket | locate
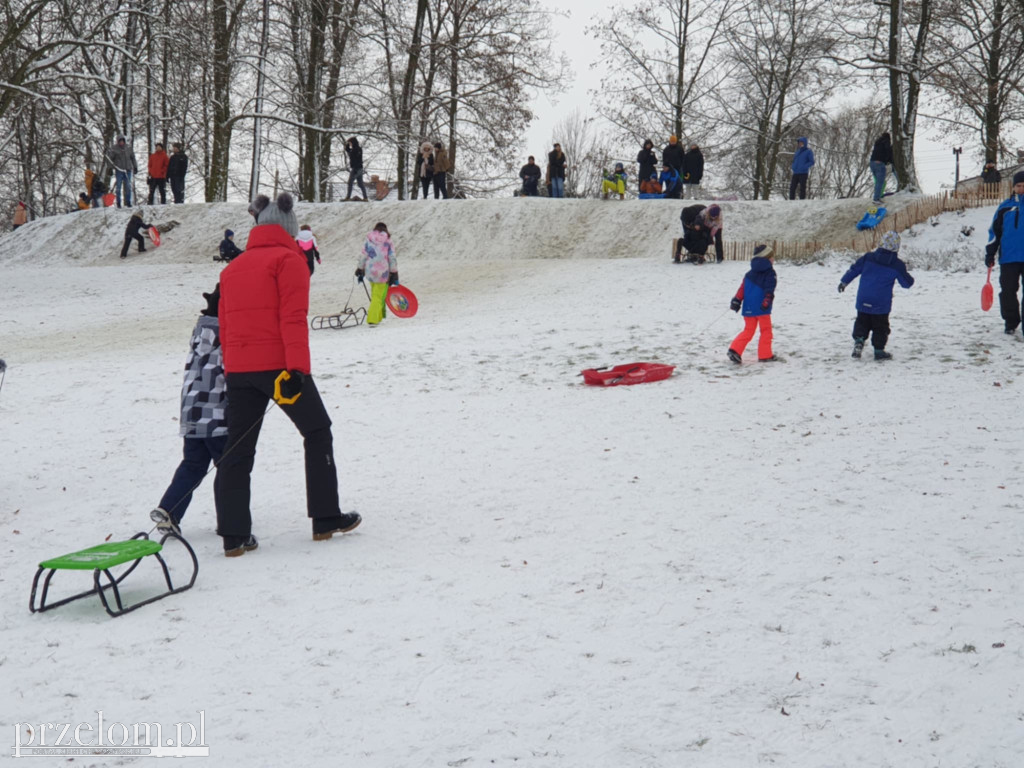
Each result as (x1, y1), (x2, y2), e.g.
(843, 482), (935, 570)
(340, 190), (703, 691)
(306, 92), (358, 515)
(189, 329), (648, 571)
(355, 222), (398, 325)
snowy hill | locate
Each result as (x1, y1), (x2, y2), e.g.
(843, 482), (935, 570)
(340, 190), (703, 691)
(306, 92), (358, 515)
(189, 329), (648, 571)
(1, 198), (1020, 767)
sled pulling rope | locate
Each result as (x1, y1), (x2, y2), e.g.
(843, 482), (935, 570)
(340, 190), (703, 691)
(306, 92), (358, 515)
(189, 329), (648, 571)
(311, 276), (368, 330)
(30, 531), (198, 618)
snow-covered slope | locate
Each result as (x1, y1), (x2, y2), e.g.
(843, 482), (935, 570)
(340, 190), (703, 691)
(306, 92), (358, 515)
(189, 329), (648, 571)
(0, 199), (1019, 767)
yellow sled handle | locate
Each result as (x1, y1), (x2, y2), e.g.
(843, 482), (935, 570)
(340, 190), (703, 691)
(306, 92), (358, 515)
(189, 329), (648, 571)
(273, 370), (302, 405)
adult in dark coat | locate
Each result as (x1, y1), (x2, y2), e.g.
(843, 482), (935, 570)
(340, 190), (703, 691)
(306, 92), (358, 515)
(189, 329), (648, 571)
(981, 162), (1002, 185)
(662, 136), (684, 198)
(345, 137), (369, 200)
(636, 140), (658, 193)
(519, 156), (542, 196)
(548, 143), (567, 197)
(167, 144), (189, 204)
(682, 143), (704, 199)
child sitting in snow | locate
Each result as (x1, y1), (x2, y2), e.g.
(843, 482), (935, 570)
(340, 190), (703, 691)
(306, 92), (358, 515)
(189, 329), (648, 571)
(218, 229), (242, 262)
(640, 174), (663, 196)
(728, 244), (777, 363)
(356, 222), (398, 326)
(296, 224), (321, 275)
(601, 163), (628, 199)
(838, 230), (914, 360)
(150, 286), (226, 535)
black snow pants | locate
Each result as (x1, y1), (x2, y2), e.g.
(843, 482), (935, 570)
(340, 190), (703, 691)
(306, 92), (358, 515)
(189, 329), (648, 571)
(215, 371), (341, 540)
(853, 311), (891, 350)
(998, 262), (1024, 331)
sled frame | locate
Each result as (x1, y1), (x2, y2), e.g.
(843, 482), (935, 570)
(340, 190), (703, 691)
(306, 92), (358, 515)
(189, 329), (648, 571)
(29, 531), (198, 618)
(311, 306), (367, 330)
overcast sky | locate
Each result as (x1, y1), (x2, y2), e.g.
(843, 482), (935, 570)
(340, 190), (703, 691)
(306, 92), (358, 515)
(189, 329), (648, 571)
(521, 0), (1015, 195)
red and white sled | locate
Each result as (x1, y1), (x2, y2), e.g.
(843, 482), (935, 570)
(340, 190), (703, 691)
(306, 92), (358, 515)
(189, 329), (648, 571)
(581, 362), (675, 387)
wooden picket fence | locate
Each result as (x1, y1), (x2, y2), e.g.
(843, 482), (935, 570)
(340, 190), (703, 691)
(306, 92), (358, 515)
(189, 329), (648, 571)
(727, 189), (1000, 262)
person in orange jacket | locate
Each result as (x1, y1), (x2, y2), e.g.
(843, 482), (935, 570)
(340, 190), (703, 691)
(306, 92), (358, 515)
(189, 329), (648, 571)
(12, 201), (27, 230)
(148, 143), (170, 205)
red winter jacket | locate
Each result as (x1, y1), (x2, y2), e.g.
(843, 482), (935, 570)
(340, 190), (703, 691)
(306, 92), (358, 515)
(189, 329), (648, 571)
(148, 150), (169, 179)
(219, 224), (311, 374)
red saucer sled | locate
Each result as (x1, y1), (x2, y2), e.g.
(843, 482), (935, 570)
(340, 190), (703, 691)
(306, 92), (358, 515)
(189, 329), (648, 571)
(148, 227), (161, 247)
(386, 284), (418, 318)
(581, 362), (675, 386)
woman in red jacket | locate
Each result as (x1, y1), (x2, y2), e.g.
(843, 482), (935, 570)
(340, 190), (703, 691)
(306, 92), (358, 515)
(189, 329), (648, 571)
(215, 193), (361, 557)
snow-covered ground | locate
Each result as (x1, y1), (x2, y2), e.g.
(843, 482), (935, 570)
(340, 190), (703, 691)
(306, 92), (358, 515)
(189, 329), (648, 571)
(1, 198), (1021, 767)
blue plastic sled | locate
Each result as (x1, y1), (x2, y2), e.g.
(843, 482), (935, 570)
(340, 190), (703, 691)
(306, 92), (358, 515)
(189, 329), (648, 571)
(638, 192), (667, 200)
(856, 206), (887, 230)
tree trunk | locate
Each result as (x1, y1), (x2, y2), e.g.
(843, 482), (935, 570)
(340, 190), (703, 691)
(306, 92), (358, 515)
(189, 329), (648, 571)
(250, 0), (270, 200)
(983, 0), (1003, 163)
(397, 0), (429, 200)
(207, 0), (233, 202)
(300, 0), (327, 201)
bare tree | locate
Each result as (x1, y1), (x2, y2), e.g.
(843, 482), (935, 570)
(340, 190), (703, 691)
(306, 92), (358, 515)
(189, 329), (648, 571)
(588, 0), (736, 143)
(929, 0), (1024, 165)
(719, 0), (842, 199)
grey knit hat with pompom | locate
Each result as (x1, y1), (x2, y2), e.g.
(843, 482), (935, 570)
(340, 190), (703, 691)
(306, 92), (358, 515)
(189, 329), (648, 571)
(258, 193), (298, 237)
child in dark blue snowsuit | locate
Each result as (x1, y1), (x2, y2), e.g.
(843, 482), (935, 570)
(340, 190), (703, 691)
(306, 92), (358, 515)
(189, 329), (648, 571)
(728, 245), (777, 363)
(218, 229), (243, 262)
(838, 230), (914, 360)
(984, 170), (1024, 334)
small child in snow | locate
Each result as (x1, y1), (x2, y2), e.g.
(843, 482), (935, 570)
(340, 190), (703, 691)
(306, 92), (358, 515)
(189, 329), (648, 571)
(601, 163), (628, 199)
(218, 229), (242, 262)
(120, 210), (152, 259)
(728, 244), (777, 363)
(640, 174), (662, 195)
(296, 224), (321, 275)
(150, 286), (227, 535)
(356, 222), (398, 326)
(838, 229), (914, 360)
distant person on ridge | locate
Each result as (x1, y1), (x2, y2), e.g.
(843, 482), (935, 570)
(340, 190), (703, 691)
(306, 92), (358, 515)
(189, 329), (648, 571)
(548, 143), (567, 198)
(433, 141), (451, 199)
(147, 142), (169, 205)
(105, 135), (138, 208)
(981, 162), (1001, 186)
(868, 132), (893, 204)
(167, 143), (189, 204)
(682, 143), (704, 199)
(636, 140), (658, 193)
(789, 136), (815, 200)
(662, 136), (684, 198)
(519, 156), (542, 196)
(344, 137), (369, 201)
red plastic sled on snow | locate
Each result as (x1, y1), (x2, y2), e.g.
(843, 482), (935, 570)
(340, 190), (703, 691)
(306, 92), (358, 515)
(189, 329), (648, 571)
(386, 284), (418, 318)
(581, 362), (675, 387)
(147, 227), (161, 247)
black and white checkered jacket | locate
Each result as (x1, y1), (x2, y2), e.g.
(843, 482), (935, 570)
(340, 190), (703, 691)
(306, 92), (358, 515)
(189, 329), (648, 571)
(179, 315), (227, 438)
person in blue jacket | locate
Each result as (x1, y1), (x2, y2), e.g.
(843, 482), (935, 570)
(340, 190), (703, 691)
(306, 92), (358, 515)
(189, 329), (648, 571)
(984, 170), (1024, 334)
(728, 245), (777, 363)
(659, 163), (681, 199)
(789, 137), (815, 200)
(838, 230), (914, 360)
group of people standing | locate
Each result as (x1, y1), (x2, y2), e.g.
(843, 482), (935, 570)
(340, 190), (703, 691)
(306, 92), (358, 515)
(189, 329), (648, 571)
(639, 136), (705, 199)
(518, 143), (568, 197)
(415, 140), (452, 199)
(79, 135), (189, 209)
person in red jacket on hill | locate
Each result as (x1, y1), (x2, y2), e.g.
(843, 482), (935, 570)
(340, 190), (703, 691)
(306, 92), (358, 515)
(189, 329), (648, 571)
(214, 192), (361, 557)
(148, 143), (170, 205)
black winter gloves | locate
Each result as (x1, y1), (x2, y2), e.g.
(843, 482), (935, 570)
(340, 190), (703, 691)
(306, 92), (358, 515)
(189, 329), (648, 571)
(837, 282), (847, 293)
(355, 268), (364, 283)
(388, 271), (399, 286)
(730, 297), (741, 312)
(985, 252), (996, 268)
(276, 370), (305, 402)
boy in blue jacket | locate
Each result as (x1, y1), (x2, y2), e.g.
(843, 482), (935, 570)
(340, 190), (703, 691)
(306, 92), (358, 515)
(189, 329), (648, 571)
(838, 230), (914, 360)
(984, 170), (1024, 334)
(728, 244), (777, 363)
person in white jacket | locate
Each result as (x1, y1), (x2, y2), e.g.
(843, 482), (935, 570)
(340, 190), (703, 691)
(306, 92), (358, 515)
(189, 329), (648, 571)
(296, 224), (320, 275)
(355, 222), (397, 325)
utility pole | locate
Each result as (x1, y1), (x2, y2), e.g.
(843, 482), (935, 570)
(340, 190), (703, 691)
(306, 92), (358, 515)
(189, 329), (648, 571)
(953, 146), (963, 192)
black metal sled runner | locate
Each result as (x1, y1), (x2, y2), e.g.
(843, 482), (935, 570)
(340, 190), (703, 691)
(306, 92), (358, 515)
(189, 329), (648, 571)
(311, 306), (367, 330)
(30, 531), (198, 617)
